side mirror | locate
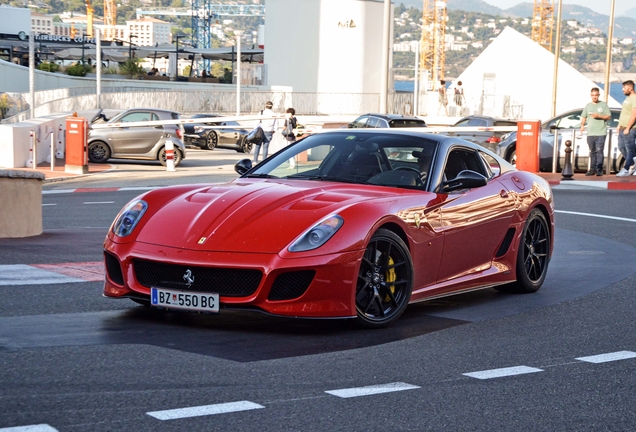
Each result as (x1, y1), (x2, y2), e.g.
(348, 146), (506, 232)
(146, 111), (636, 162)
(442, 170), (487, 193)
(234, 158), (253, 175)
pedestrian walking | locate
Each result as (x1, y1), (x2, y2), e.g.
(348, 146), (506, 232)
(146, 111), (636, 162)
(580, 87), (610, 176)
(438, 80), (448, 116)
(253, 101), (277, 163)
(454, 80), (465, 107)
(616, 80), (636, 176)
(283, 108), (298, 168)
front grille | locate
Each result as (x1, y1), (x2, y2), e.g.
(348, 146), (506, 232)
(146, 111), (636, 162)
(104, 252), (124, 285)
(133, 259), (262, 297)
(268, 270), (315, 301)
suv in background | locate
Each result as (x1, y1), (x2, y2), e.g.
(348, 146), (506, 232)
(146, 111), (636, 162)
(447, 115), (517, 152)
(346, 113), (427, 128)
(88, 108), (186, 166)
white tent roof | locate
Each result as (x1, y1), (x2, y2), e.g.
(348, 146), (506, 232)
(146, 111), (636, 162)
(453, 26), (620, 121)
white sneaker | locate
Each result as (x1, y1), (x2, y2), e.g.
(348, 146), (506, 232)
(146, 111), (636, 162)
(616, 168), (630, 177)
(630, 165), (636, 176)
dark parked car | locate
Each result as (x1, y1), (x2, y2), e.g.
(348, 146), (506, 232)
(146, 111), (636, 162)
(496, 108), (622, 172)
(447, 115), (517, 152)
(88, 108), (186, 166)
(183, 114), (252, 153)
(346, 113), (427, 128)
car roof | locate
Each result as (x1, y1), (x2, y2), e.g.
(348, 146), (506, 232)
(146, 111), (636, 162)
(361, 113), (424, 121)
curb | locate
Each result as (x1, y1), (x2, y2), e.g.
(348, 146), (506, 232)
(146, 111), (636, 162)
(549, 179), (636, 190)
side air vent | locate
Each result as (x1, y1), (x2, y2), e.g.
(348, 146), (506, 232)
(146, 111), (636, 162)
(268, 271), (316, 301)
(104, 252), (124, 285)
(495, 228), (516, 258)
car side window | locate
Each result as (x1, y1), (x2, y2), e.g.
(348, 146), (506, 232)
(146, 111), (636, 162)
(555, 113), (581, 129)
(120, 112), (152, 123)
(444, 148), (489, 181)
(479, 151), (499, 178)
(467, 119), (488, 127)
(609, 111), (620, 128)
(151, 113), (159, 121)
(350, 116), (369, 128)
(454, 119), (470, 127)
(367, 117), (381, 128)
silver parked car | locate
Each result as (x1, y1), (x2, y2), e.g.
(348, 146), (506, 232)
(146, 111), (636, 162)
(88, 108), (186, 166)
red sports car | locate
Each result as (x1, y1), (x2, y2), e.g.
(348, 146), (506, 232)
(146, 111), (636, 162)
(103, 129), (554, 328)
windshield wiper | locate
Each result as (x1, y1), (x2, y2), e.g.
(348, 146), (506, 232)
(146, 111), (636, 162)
(286, 174), (364, 184)
(244, 173), (278, 178)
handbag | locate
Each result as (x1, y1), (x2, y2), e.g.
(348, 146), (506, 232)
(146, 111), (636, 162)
(246, 125), (265, 144)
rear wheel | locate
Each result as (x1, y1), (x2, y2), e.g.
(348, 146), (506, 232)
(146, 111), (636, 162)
(159, 146), (183, 167)
(239, 136), (252, 153)
(496, 208), (550, 294)
(355, 229), (413, 328)
(204, 132), (217, 150)
(507, 148), (517, 168)
(88, 141), (110, 163)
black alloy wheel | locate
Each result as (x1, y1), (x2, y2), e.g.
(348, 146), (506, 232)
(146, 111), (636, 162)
(239, 136), (252, 153)
(355, 229), (413, 328)
(159, 146), (183, 167)
(204, 131), (218, 150)
(87, 141), (111, 163)
(497, 208), (550, 293)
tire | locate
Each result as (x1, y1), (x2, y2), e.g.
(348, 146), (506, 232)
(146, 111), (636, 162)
(88, 141), (111, 163)
(159, 146), (183, 167)
(496, 208), (550, 294)
(507, 148), (517, 168)
(204, 131), (217, 150)
(238, 136), (252, 153)
(355, 229), (413, 328)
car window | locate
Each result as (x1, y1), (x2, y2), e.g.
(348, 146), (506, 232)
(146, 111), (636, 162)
(479, 151), (500, 177)
(609, 111), (620, 128)
(443, 148), (489, 181)
(494, 121), (517, 127)
(389, 119), (427, 128)
(349, 116), (369, 128)
(467, 118), (488, 127)
(367, 117), (381, 128)
(554, 113), (581, 129)
(151, 113), (160, 121)
(454, 119), (471, 127)
(119, 112), (153, 123)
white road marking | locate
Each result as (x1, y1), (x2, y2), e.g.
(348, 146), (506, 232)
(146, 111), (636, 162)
(147, 401), (264, 420)
(555, 210), (636, 223)
(325, 382), (420, 398)
(463, 366), (543, 380)
(0, 425), (59, 431)
(576, 351), (636, 364)
(0, 265), (84, 286)
(82, 201), (115, 205)
(41, 203), (57, 206)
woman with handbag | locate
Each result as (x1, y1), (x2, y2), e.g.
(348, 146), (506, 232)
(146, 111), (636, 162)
(283, 108), (298, 168)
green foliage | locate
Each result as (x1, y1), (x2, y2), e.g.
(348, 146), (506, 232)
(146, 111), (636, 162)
(0, 93), (11, 120)
(38, 62), (60, 72)
(66, 63), (89, 76)
(119, 58), (145, 78)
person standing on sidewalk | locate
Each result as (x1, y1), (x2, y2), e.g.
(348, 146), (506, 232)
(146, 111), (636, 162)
(283, 107), (298, 169)
(253, 101), (278, 163)
(438, 80), (448, 116)
(580, 87), (611, 176)
(616, 80), (636, 177)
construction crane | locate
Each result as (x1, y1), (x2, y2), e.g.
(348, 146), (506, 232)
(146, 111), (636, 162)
(103, 0), (117, 40)
(420, 0), (447, 89)
(85, 0), (94, 38)
(531, 0), (554, 51)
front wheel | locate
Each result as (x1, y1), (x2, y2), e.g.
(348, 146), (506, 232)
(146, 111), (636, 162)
(159, 146), (183, 167)
(507, 148), (517, 168)
(496, 208), (550, 294)
(88, 141), (111, 163)
(355, 229), (413, 328)
(239, 136), (252, 153)
(204, 132), (217, 150)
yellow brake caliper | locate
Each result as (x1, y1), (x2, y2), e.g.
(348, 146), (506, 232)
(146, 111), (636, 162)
(384, 256), (396, 302)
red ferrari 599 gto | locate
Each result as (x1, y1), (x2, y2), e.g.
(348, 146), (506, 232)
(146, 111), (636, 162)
(103, 129), (554, 327)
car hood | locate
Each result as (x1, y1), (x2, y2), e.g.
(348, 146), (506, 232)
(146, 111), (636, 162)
(136, 179), (393, 253)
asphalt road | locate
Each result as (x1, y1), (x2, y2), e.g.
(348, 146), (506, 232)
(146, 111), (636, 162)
(1, 149), (636, 432)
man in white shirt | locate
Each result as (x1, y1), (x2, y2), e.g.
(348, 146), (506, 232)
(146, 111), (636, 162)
(254, 101), (278, 163)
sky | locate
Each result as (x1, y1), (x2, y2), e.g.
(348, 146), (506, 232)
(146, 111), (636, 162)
(481, 0), (630, 16)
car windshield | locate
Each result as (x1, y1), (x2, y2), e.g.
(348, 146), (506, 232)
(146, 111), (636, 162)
(248, 132), (438, 190)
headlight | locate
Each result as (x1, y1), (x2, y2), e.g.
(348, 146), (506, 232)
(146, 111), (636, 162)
(194, 126), (204, 133)
(500, 132), (511, 142)
(112, 200), (148, 237)
(288, 214), (344, 252)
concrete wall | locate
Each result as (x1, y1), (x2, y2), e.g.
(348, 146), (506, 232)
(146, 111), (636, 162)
(0, 170), (44, 238)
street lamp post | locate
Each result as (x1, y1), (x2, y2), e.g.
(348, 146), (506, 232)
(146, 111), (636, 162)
(603, 0), (616, 103)
(174, 33), (186, 80)
(128, 33), (137, 62)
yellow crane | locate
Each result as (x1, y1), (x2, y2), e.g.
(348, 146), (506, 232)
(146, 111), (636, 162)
(103, 0), (117, 40)
(85, 0), (94, 37)
(532, 0), (554, 51)
(420, 0), (447, 89)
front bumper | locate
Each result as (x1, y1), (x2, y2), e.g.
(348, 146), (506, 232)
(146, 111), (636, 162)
(103, 238), (363, 318)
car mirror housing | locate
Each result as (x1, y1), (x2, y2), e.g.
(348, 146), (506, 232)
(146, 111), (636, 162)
(235, 158), (253, 175)
(442, 170), (488, 193)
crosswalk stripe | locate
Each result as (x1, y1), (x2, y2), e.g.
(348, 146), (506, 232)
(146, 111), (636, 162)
(0, 424), (59, 431)
(325, 382), (420, 398)
(147, 401), (264, 420)
(463, 366), (543, 380)
(576, 351), (636, 363)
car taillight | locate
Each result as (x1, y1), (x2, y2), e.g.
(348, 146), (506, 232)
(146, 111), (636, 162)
(176, 128), (182, 139)
(486, 136), (501, 143)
